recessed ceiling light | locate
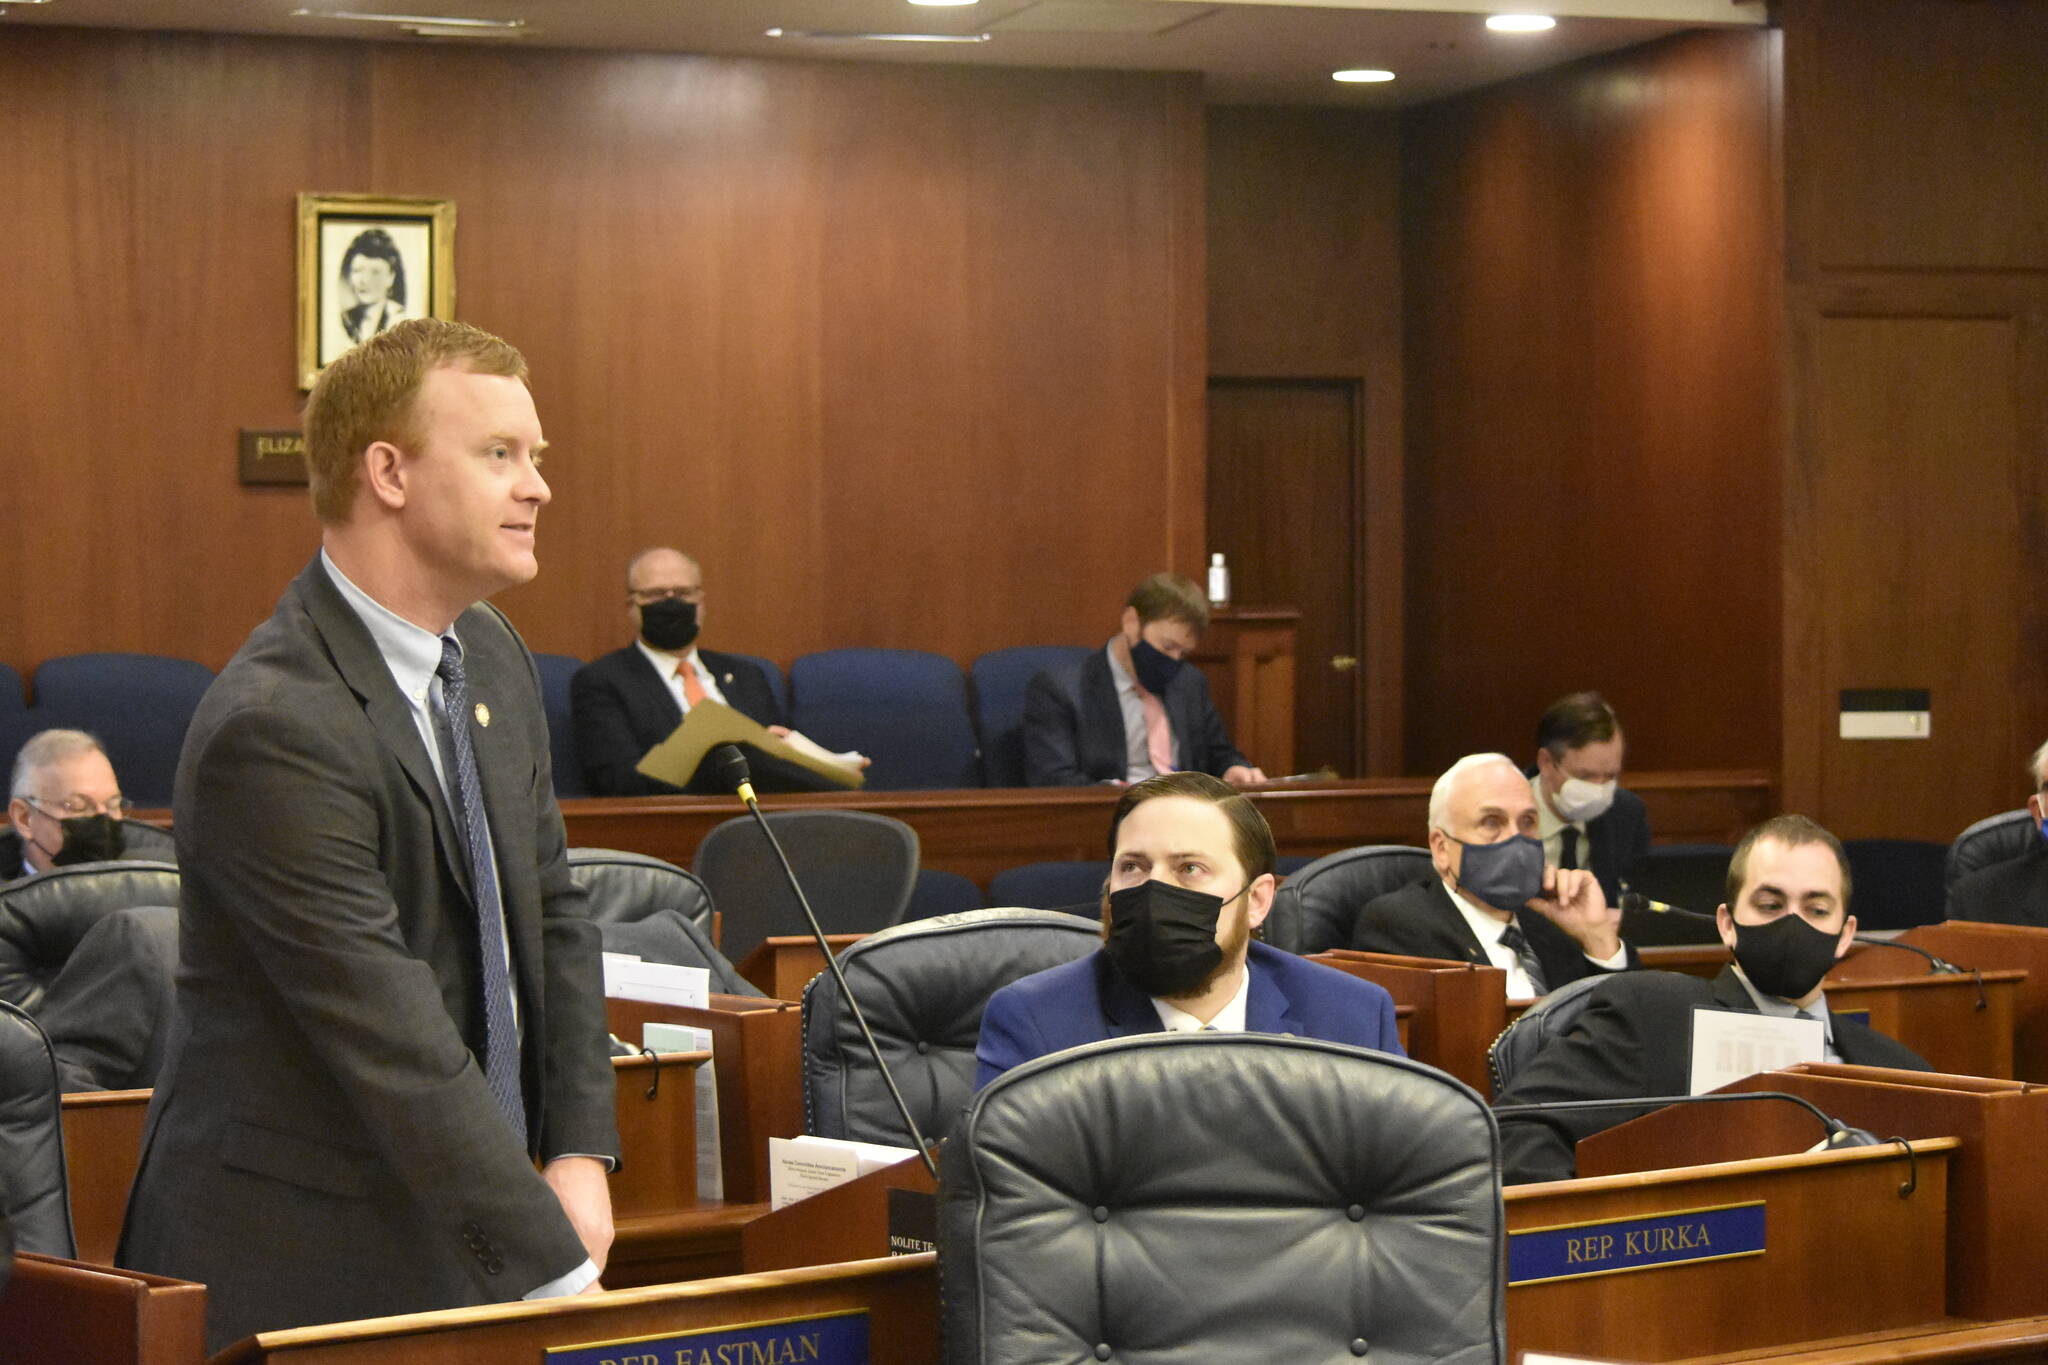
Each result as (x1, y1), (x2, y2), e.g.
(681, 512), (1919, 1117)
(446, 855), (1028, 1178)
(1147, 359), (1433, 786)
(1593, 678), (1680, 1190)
(1332, 69), (1396, 84)
(291, 9), (526, 27)
(1486, 14), (1557, 32)
(765, 27), (991, 42)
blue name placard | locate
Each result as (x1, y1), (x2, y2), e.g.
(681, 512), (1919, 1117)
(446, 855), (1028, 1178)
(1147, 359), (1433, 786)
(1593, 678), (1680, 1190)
(1509, 1202), (1765, 1286)
(546, 1309), (868, 1365)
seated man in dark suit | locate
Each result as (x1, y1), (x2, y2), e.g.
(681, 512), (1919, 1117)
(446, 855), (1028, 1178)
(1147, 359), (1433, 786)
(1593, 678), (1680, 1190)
(1022, 572), (1267, 788)
(570, 547), (853, 795)
(1352, 753), (1638, 996)
(1530, 691), (1651, 904)
(5, 729), (135, 879)
(1947, 737), (2048, 925)
(1493, 814), (1931, 1183)
(976, 771), (1400, 1087)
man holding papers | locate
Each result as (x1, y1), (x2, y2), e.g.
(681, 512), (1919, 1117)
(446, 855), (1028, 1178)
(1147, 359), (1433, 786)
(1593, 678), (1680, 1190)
(570, 547), (858, 794)
(1492, 815), (1929, 1185)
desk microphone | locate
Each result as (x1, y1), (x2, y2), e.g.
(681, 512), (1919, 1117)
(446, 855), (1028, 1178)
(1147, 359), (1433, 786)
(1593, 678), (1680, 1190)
(1492, 1089), (1885, 1152)
(711, 744), (940, 1180)
(1849, 936), (1965, 975)
(1619, 891), (1718, 920)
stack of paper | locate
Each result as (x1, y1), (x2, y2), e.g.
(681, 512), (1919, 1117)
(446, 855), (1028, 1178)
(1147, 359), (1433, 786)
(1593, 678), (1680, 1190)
(768, 1135), (918, 1210)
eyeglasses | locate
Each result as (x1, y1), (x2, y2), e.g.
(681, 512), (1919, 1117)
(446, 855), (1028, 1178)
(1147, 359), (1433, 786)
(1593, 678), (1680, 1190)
(627, 587), (704, 605)
(26, 795), (130, 819)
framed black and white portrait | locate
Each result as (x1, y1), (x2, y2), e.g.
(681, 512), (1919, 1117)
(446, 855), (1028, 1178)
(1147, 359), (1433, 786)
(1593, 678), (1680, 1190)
(297, 193), (456, 388)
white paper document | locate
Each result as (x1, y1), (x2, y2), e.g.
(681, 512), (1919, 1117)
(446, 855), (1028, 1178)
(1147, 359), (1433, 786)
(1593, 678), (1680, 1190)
(1688, 1007), (1826, 1095)
(642, 1020), (723, 1202)
(768, 1134), (918, 1210)
(604, 959), (710, 1009)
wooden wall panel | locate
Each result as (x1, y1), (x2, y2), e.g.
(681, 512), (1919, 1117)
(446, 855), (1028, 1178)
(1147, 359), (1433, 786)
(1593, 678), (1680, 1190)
(0, 28), (1202, 679)
(1778, 0), (2048, 839)
(1400, 29), (1782, 777)
(1206, 107), (1405, 772)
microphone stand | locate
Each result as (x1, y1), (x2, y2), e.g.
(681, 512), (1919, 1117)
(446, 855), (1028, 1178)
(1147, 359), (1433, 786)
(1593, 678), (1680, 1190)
(713, 746), (940, 1181)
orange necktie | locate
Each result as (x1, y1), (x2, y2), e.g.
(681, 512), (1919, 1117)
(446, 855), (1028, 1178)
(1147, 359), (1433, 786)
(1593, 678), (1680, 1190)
(677, 658), (707, 708)
(1138, 687), (1175, 774)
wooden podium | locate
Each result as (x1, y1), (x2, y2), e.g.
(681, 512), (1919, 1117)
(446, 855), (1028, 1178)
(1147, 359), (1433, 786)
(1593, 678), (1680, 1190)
(62, 1086), (152, 1264)
(1307, 949), (1507, 1093)
(1576, 1063), (2048, 1322)
(0, 1252), (206, 1365)
(733, 934), (862, 1000)
(1880, 920), (2048, 1082)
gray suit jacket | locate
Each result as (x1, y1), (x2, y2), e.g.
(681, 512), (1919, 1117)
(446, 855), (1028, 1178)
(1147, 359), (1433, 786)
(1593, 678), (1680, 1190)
(119, 559), (619, 1351)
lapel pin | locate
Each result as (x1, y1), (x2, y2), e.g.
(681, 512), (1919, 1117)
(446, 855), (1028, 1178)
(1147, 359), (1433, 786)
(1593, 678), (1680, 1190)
(474, 703), (491, 727)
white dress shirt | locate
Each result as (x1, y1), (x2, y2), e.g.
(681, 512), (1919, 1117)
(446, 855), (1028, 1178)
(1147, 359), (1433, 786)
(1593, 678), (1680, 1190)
(1442, 878), (1628, 999)
(1728, 964), (1844, 1063)
(1531, 776), (1588, 871)
(1152, 959), (1252, 1032)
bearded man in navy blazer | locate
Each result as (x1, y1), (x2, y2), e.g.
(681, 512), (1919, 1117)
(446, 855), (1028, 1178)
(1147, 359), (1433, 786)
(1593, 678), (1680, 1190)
(569, 547), (845, 795)
(976, 772), (1400, 1088)
(120, 320), (618, 1350)
(1022, 573), (1267, 788)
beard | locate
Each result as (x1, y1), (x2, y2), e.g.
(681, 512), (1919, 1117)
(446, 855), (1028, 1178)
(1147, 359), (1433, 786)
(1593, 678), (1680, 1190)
(1159, 898), (1250, 1003)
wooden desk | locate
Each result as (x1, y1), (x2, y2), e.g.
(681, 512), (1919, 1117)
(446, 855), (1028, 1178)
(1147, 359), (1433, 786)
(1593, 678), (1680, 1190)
(1890, 921), (2048, 1083)
(62, 1087), (151, 1264)
(220, 1255), (940, 1365)
(1307, 949), (1507, 1095)
(0, 1253), (205, 1365)
(549, 769), (1776, 888)
(1577, 1064), (2048, 1322)
(734, 934), (861, 999)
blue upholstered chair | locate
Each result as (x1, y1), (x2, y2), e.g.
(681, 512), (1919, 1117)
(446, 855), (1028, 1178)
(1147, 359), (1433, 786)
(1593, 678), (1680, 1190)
(0, 665), (28, 791)
(970, 646), (1092, 788)
(531, 652), (587, 798)
(1843, 838), (1948, 931)
(987, 860), (1108, 912)
(902, 868), (986, 923)
(722, 652), (789, 719)
(27, 654), (216, 808)
(788, 649), (982, 790)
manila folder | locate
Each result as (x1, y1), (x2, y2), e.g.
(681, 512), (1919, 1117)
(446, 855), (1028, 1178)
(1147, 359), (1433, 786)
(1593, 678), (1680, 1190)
(635, 699), (865, 791)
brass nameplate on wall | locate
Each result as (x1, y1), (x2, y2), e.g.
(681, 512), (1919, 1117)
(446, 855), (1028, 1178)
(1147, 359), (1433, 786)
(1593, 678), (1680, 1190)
(240, 429), (308, 485)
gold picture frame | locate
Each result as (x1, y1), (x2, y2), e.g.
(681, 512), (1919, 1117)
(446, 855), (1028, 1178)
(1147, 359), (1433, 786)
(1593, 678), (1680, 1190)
(297, 193), (456, 389)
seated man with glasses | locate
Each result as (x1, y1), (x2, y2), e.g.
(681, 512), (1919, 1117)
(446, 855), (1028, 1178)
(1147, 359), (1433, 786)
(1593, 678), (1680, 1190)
(570, 547), (859, 794)
(5, 728), (139, 879)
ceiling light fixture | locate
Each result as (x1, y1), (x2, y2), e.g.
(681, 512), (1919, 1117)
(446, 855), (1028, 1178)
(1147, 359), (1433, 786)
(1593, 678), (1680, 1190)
(1485, 14), (1557, 32)
(1332, 69), (1396, 83)
(765, 27), (992, 42)
(290, 9), (526, 28)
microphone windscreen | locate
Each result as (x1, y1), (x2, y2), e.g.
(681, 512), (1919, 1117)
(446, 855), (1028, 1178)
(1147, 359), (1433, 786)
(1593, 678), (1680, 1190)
(1620, 891), (1650, 914)
(711, 743), (752, 794)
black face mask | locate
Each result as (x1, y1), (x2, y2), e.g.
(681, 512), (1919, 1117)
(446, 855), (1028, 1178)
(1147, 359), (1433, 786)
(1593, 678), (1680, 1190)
(1105, 878), (1243, 999)
(1730, 914), (1842, 1002)
(43, 813), (126, 867)
(1129, 637), (1184, 695)
(640, 597), (701, 652)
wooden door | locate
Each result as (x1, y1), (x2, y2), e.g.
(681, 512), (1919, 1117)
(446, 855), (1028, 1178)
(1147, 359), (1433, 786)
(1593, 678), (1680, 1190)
(1205, 378), (1363, 774)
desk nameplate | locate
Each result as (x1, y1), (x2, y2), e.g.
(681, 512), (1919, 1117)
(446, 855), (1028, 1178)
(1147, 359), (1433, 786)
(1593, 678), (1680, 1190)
(546, 1307), (867, 1364)
(1508, 1200), (1765, 1286)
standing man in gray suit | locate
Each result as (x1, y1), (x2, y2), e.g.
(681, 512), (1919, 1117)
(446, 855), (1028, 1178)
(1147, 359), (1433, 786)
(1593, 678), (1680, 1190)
(120, 319), (619, 1350)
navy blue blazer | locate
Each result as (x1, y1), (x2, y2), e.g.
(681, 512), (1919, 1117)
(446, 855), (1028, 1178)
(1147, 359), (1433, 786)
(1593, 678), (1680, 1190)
(1021, 647), (1249, 786)
(975, 939), (1402, 1088)
(569, 644), (833, 796)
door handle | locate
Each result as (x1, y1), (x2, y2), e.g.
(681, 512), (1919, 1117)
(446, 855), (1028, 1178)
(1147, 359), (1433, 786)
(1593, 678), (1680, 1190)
(1330, 656), (1358, 672)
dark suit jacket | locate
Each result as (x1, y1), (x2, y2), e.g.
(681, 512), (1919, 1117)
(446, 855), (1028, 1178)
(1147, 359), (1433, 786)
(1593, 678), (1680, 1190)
(38, 903), (178, 1093)
(1350, 876), (1640, 987)
(1946, 844), (2048, 925)
(1021, 647), (1249, 786)
(1493, 966), (1931, 1184)
(975, 940), (1402, 1088)
(569, 644), (833, 796)
(1584, 788), (1651, 905)
(119, 559), (620, 1351)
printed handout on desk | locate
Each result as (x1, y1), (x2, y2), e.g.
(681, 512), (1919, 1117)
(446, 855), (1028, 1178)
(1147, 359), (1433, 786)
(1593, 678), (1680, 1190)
(635, 699), (865, 790)
(768, 1135), (918, 1210)
(1688, 1007), (1826, 1094)
(643, 1020), (723, 1202)
(605, 959), (710, 1010)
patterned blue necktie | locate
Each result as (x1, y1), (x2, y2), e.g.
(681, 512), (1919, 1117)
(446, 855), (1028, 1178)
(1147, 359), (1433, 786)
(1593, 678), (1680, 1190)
(436, 635), (526, 1145)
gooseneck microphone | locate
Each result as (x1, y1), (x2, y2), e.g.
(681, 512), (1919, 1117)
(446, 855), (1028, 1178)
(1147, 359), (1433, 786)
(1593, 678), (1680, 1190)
(1492, 1089), (1885, 1151)
(711, 744), (940, 1180)
(1850, 935), (1965, 975)
(1619, 891), (1717, 920)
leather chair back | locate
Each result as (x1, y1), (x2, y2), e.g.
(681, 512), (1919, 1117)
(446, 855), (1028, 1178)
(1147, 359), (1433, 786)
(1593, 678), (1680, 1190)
(694, 811), (920, 960)
(0, 860), (181, 1011)
(567, 847), (714, 930)
(1947, 809), (2035, 889)
(1487, 972), (1606, 1092)
(0, 1000), (75, 1257)
(942, 1033), (1504, 1365)
(1267, 845), (1432, 955)
(803, 909), (1101, 1147)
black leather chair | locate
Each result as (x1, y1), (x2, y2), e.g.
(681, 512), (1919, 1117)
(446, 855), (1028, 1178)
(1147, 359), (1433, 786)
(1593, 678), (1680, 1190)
(694, 811), (919, 960)
(1265, 845), (1432, 955)
(802, 909), (1101, 1147)
(0, 860), (181, 1011)
(1947, 809), (2034, 890)
(0, 1000), (76, 1257)
(1486, 973), (1607, 1093)
(941, 1032), (1504, 1364)
(565, 848), (758, 997)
